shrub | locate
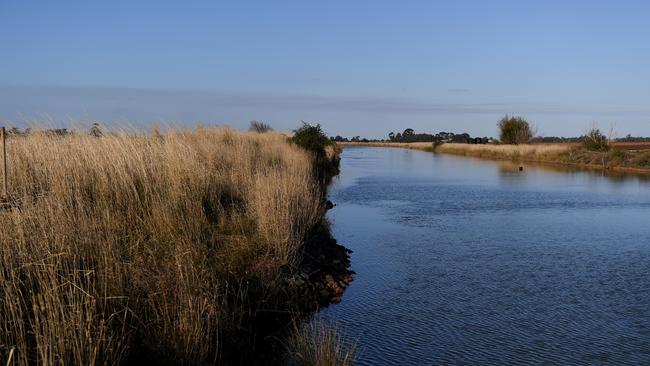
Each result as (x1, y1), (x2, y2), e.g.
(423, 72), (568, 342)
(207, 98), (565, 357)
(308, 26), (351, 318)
(582, 128), (610, 151)
(291, 122), (331, 158)
(497, 115), (534, 144)
(249, 120), (273, 133)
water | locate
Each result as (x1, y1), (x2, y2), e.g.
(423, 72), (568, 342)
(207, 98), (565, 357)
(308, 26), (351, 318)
(322, 147), (650, 365)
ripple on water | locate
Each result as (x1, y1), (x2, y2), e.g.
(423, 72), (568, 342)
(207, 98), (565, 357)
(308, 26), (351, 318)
(322, 147), (650, 365)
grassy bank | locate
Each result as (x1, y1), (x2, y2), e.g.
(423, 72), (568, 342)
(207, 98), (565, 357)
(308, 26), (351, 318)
(0, 127), (352, 365)
(341, 141), (650, 174)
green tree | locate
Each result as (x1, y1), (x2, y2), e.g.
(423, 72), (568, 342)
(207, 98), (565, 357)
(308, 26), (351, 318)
(582, 128), (610, 151)
(291, 122), (331, 157)
(497, 115), (533, 144)
(249, 120), (273, 133)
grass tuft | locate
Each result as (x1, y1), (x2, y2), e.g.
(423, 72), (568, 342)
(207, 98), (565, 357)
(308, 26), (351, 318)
(285, 319), (355, 366)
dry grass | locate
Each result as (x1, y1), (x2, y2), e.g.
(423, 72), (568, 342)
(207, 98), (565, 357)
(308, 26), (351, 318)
(285, 319), (355, 366)
(433, 143), (569, 161)
(0, 127), (325, 365)
(341, 141), (569, 161)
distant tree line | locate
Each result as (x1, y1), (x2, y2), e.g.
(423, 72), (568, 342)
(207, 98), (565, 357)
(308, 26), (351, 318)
(387, 128), (489, 143)
(330, 128), (491, 144)
(329, 115), (650, 146)
(617, 134), (650, 142)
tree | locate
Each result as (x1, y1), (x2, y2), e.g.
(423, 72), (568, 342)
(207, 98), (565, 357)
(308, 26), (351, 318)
(497, 115), (533, 144)
(291, 122), (331, 157)
(249, 120), (273, 133)
(582, 127), (610, 151)
(388, 132), (395, 141)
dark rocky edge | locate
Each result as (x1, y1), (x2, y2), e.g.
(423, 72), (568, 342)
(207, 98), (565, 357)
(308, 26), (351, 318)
(226, 149), (354, 365)
(284, 217), (354, 309)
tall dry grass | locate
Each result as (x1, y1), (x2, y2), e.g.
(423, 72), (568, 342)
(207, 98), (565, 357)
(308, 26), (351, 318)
(285, 319), (355, 366)
(433, 143), (569, 161)
(0, 127), (324, 365)
(341, 141), (570, 163)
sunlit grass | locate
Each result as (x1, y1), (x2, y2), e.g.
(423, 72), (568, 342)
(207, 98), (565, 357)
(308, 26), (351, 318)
(0, 127), (325, 365)
(285, 319), (355, 366)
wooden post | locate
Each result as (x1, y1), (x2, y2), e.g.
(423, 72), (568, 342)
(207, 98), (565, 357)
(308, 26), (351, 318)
(1, 127), (7, 197)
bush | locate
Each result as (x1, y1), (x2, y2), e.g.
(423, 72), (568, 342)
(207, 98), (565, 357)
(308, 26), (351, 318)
(497, 115), (533, 144)
(249, 120), (273, 133)
(291, 122), (331, 157)
(582, 128), (609, 151)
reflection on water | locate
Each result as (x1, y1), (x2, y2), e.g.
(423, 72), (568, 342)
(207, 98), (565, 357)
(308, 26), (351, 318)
(323, 147), (650, 365)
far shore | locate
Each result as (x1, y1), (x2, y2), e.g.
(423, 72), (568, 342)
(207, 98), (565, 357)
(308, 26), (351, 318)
(339, 141), (650, 176)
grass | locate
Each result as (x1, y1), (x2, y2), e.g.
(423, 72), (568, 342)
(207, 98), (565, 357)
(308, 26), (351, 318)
(433, 143), (569, 161)
(0, 127), (336, 365)
(284, 319), (355, 366)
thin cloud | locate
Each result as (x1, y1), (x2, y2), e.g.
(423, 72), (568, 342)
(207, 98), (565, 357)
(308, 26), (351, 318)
(1, 84), (648, 125)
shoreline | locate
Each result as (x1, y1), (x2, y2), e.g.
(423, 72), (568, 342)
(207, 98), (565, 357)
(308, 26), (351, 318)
(340, 141), (650, 177)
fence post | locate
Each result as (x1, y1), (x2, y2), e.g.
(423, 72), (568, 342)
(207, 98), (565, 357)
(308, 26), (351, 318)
(1, 127), (7, 197)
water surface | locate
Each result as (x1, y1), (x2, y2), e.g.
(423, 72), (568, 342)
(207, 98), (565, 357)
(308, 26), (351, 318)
(323, 147), (650, 365)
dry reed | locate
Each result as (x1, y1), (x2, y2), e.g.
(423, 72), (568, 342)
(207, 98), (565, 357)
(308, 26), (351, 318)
(285, 319), (355, 366)
(0, 127), (324, 365)
(341, 141), (569, 163)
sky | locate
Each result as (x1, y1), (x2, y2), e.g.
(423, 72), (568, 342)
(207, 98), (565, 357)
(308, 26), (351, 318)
(1, 0), (649, 138)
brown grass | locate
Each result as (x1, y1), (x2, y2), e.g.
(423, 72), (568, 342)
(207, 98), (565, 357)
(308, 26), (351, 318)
(0, 127), (326, 365)
(285, 319), (355, 366)
(433, 143), (569, 161)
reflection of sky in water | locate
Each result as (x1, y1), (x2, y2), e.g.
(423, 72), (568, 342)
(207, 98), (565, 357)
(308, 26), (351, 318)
(322, 147), (650, 366)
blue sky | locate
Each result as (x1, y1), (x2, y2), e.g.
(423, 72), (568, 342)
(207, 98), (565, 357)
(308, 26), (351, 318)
(1, 0), (649, 138)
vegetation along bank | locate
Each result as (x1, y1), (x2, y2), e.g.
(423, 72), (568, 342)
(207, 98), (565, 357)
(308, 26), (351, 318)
(0, 123), (353, 365)
(340, 115), (650, 175)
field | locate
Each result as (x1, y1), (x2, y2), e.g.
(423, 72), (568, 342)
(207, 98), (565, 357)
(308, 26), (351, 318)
(0, 127), (350, 365)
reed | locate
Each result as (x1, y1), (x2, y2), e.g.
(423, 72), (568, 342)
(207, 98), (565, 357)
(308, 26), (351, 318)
(433, 143), (569, 161)
(0, 127), (325, 365)
(341, 141), (569, 160)
(285, 319), (355, 366)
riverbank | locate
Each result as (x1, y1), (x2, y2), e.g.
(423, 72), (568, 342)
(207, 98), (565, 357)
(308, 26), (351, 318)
(0, 127), (353, 365)
(341, 141), (650, 175)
